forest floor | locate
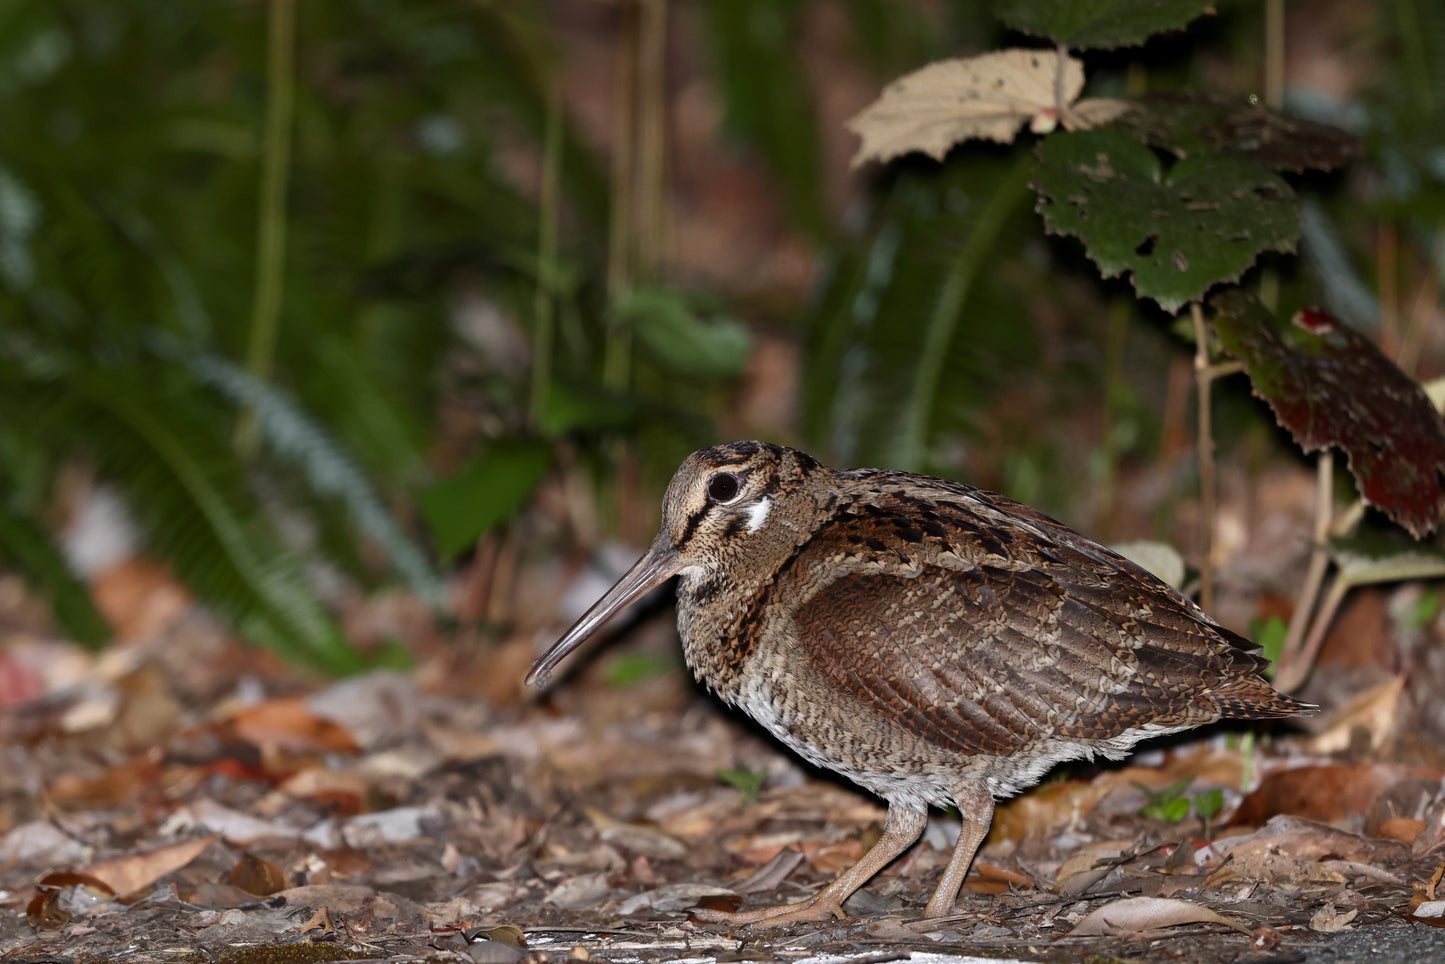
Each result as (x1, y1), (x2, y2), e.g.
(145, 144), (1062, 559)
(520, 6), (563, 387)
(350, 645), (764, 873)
(2, 586), (1443, 964)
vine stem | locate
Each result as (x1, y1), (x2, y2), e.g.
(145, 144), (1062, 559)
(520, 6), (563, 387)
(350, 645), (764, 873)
(236, 0), (296, 457)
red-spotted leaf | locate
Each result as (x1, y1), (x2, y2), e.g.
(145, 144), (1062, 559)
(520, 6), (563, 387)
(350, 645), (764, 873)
(1112, 93), (1361, 172)
(1210, 290), (1445, 537)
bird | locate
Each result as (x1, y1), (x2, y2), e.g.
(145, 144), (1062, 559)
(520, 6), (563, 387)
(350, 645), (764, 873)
(526, 440), (1309, 927)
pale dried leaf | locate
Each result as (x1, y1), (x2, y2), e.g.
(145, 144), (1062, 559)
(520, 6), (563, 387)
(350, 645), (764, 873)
(1309, 902), (1358, 932)
(1068, 896), (1252, 936)
(847, 49), (1083, 166)
(83, 833), (219, 896)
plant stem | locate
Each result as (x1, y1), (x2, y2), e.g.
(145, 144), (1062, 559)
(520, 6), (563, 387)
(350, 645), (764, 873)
(1276, 452), (1333, 691)
(531, 79), (563, 428)
(899, 157), (1031, 469)
(604, 1), (639, 391)
(1190, 302), (1216, 612)
(235, 0), (296, 458)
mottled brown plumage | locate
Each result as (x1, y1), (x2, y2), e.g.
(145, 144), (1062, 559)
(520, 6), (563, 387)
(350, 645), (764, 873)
(527, 441), (1308, 927)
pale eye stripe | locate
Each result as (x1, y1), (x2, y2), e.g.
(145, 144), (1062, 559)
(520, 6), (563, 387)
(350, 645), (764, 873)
(745, 496), (772, 533)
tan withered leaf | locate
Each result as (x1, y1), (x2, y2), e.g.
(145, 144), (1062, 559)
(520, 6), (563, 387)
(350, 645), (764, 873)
(83, 834), (219, 897)
(847, 49), (1125, 167)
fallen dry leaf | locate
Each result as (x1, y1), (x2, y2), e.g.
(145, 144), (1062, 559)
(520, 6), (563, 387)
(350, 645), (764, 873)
(83, 834), (219, 897)
(847, 49), (1123, 166)
(1067, 896), (1252, 937)
(1231, 763), (1443, 827)
(1307, 677), (1405, 754)
(1309, 903), (1358, 932)
(225, 852), (287, 896)
(1376, 816), (1426, 845)
(229, 697), (361, 755)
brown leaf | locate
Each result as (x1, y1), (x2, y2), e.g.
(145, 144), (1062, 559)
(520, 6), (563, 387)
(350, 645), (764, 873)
(1376, 817), (1426, 845)
(847, 49), (1084, 166)
(1067, 896), (1252, 937)
(230, 697), (361, 754)
(1231, 763), (1443, 827)
(83, 834), (218, 897)
(225, 852), (287, 896)
(26, 890), (69, 931)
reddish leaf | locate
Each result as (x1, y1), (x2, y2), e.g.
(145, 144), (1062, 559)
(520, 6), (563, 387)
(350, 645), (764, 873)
(1210, 290), (1445, 536)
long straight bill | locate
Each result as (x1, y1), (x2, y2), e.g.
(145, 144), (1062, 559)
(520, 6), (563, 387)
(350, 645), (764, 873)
(526, 539), (683, 688)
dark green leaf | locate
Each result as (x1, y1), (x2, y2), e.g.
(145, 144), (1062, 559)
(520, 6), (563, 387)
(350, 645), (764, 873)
(617, 288), (751, 378)
(1194, 788), (1224, 821)
(605, 651), (678, 687)
(1034, 130), (1299, 312)
(537, 379), (639, 438)
(1249, 615), (1288, 678)
(416, 440), (552, 560)
(994, 0), (1215, 50)
(1112, 94), (1360, 173)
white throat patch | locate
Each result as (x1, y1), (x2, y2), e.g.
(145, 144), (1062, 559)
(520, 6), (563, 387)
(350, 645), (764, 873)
(745, 496), (772, 534)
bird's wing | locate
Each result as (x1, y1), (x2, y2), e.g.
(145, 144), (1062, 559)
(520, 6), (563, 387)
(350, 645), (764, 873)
(783, 478), (1297, 758)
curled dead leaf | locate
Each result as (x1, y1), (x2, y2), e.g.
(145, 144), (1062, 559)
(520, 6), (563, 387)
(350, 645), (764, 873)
(1067, 896), (1252, 937)
(225, 852), (287, 896)
(26, 890), (69, 931)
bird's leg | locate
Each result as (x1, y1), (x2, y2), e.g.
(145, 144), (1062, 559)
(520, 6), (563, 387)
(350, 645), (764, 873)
(692, 805), (928, 928)
(923, 783), (994, 917)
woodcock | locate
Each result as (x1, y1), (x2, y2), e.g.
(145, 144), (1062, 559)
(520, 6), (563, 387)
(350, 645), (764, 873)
(527, 441), (1308, 927)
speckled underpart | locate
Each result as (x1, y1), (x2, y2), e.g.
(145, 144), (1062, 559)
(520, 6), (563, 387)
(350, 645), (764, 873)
(528, 440), (1310, 927)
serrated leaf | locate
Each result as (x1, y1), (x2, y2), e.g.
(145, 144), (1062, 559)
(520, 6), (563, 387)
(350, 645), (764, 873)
(1112, 94), (1361, 172)
(995, 0), (1215, 51)
(1211, 291), (1445, 537)
(1034, 129), (1299, 312)
(847, 49), (1088, 166)
(416, 440), (552, 560)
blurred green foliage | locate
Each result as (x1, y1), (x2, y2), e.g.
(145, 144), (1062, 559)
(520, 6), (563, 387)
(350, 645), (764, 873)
(0, 0), (1440, 668)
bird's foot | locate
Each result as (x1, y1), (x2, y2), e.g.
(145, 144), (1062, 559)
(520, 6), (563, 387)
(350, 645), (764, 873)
(691, 895), (848, 929)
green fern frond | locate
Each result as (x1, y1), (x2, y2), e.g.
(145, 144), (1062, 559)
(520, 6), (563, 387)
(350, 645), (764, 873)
(177, 348), (444, 606)
(0, 506), (111, 648)
(38, 367), (366, 675)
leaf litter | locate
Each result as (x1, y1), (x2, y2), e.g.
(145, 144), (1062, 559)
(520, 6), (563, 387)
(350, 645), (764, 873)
(2, 590), (1445, 963)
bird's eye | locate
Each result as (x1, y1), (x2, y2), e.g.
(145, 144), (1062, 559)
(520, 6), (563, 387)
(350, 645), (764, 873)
(707, 472), (741, 503)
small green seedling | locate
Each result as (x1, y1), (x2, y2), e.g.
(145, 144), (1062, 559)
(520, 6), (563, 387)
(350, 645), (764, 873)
(1136, 777), (1194, 824)
(1194, 788), (1224, 839)
(716, 766), (767, 805)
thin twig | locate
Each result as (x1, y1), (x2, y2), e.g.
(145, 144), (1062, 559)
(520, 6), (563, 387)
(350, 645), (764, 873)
(1190, 302), (1216, 612)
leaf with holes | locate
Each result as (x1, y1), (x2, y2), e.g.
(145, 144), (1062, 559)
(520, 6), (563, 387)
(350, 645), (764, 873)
(1211, 290), (1445, 537)
(995, 0), (1216, 51)
(1034, 129), (1299, 312)
(1112, 94), (1361, 172)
